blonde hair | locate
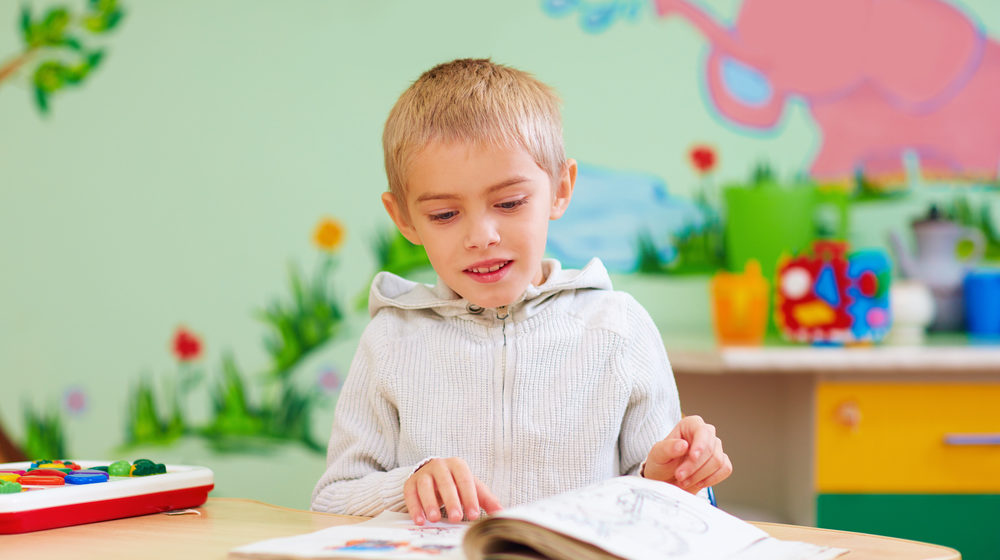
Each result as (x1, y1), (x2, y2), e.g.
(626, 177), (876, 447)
(382, 58), (565, 213)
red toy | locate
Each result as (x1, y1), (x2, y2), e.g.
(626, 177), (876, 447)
(0, 459), (213, 534)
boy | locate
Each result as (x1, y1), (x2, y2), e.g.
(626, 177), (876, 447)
(312, 58), (731, 525)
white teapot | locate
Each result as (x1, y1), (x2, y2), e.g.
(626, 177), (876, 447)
(889, 206), (985, 331)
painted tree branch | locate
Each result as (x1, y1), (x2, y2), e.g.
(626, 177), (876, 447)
(0, 50), (35, 85)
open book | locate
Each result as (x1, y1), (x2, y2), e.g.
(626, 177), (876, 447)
(229, 476), (847, 560)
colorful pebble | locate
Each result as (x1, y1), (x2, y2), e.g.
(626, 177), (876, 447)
(0, 473), (19, 482)
(18, 474), (64, 485)
(108, 460), (131, 477)
(0, 480), (22, 493)
(90, 465), (110, 473)
(130, 459), (166, 476)
(65, 472), (109, 485)
(26, 468), (69, 478)
(0, 469), (25, 476)
(29, 459), (80, 470)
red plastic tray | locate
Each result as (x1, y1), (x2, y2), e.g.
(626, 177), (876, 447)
(0, 461), (214, 534)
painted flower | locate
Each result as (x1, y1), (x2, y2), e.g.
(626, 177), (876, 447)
(172, 326), (203, 362)
(313, 217), (345, 252)
(689, 145), (718, 174)
(64, 386), (88, 415)
(318, 366), (343, 393)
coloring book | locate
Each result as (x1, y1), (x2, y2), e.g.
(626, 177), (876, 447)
(229, 476), (847, 560)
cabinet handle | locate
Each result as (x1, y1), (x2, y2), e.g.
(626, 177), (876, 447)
(834, 400), (862, 429)
(943, 433), (1000, 446)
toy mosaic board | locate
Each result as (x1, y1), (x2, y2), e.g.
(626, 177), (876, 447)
(0, 459), (214, 534)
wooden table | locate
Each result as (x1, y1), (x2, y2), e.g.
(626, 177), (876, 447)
(0, 497), (959, 559)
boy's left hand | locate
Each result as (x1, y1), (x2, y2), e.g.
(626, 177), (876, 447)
(642, 415), (732, 494)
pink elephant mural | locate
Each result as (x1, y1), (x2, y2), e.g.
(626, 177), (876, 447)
(656, 0), (1000, 182)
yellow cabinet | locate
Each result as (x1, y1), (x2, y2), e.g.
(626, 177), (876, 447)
(815, 382), (1000, 493)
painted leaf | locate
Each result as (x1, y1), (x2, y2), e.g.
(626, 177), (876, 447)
(87, 49), (105, 69)
(19, 5), (32, 42)
(34, 86), (49, 114)
(60, 36), (83, 51)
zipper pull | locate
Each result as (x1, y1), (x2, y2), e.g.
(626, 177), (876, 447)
(495, 305), (509, 320)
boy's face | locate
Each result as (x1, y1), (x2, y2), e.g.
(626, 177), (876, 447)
(383, 141), (576, 309)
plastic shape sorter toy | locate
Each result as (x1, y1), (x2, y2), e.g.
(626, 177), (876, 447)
(0, 459), (214, 534)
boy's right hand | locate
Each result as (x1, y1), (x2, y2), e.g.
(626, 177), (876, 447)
(404, 457), (502, 525)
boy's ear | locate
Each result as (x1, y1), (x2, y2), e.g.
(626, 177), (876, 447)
(381, 191), (422, 245)
(549, 158), (577, 220)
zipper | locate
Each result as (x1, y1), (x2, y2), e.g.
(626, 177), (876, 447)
(493, 304), (512, 505)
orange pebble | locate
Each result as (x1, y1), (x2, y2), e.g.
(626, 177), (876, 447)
(18, 474), (65, 485)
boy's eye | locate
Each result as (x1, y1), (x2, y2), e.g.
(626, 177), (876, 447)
(496, 199), (526, 210)
(429, 211), (457, 222)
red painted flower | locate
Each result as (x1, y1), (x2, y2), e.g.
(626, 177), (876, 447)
(172, 327), (203, 362)
(689, 145), (718, 174)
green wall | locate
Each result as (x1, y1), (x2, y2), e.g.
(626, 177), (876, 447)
(1, 0), (998, 508)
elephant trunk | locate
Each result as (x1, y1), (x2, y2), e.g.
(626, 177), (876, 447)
(653, 0), (742, 56)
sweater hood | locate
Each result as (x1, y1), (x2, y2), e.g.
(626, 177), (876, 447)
(368, 258), (612, 320)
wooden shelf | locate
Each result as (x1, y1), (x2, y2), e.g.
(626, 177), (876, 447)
(669, 344), (1000, 376)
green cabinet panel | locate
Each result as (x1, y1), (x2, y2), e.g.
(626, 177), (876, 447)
(818, 494), (1000, 560)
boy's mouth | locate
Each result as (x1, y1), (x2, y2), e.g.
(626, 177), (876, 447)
(464, 260), (512, 283)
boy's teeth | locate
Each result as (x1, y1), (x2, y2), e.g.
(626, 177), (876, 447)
(472, 262), (505, 273)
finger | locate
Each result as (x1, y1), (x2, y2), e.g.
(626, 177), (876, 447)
(474, 478), (504, 515)
(679, 437), (723, 491)
(643, 438), (688, 482)
(416, 473), (442, 523)
(648, 438), (689, 467)
(404, 478), (426, 525)
(675, 421), (716, 484)
(433, 469), (464, 523)
(451, 467), (480, 521)
(693, 452), (733, 493)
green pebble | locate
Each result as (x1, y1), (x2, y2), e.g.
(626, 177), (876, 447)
(109, 460), (131, 477)
(0, 481), (22, 493)
(90, 466), (109, 472)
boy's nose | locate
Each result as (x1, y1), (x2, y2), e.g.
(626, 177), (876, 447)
(464, 218), (501, 250)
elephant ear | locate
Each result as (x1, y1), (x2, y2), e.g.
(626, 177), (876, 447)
(864, 0), (983, 110)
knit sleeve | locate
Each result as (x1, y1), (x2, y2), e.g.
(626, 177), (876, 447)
(310, 315), (414, 515)
(617, 296), (682, 476)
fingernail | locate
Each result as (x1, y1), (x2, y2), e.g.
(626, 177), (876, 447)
(467, 508), (479, 521)
(691, 450), (700, 460)
(676, 470), (686, 480)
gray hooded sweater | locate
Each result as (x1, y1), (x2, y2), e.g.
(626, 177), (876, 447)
(311, 258), (682, 515)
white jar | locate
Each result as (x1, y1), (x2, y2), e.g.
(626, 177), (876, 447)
(887, 280), (936, 345)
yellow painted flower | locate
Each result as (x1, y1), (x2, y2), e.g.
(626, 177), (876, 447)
(313, 217), (345, 252)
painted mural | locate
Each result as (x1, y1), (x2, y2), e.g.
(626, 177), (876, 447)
(3, 216), (431, 460)
(546, 158), (720, 273)
(1, 1), (998, 492)
(547, 0), (1000, 182)
(655, 0), (1000, 182)
(0, 0), (124, 114)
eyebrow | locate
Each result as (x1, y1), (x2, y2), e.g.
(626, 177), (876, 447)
(414, 175), (530, 203)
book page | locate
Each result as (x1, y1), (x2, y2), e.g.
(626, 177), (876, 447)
(228, 511), (467, 560)
(482, 477), (845, 560)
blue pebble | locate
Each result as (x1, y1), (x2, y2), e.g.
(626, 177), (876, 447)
(65, 472), (110, 485)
